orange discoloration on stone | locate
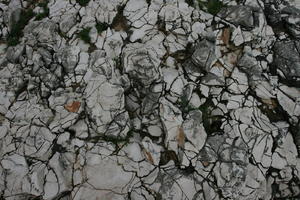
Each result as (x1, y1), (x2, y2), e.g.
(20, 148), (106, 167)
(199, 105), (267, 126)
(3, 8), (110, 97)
(64, 101), (81, 113)
(177, 126), (185, 148)
(143, 150), (154, 165)
(261, 98), (278, 109)
(221, 28), (231, 46)
(202, 161), (210, 167)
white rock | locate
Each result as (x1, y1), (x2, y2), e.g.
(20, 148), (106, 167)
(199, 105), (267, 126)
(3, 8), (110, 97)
(85, 73), (129, 136)
(103, 32), (124, 59)
(159, 98), (183, 152)
(122, 43), (162, 86)
(271, 152), (288, 170)
(142, 137), (162, 166)
(182, 110), (207, 152)
(1, 154), (29, 196)
(43, 170), (59, 199)
(84, 153), (133, 194)
(277, 90), (296, 116)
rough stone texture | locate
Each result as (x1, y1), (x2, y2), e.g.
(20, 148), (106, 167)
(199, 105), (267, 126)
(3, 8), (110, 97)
(273, 40), (300, 86)
(219, 5), (254, 29)
(1, 0), (300, 199)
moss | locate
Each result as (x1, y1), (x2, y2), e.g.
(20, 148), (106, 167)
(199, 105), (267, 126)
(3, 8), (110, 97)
(102, 133), (129, 145)
(85, 129), (134, 149)
(35, 1), (49, 21)
(7, 8), (35, 46)
(78, 27), (91, 43)
(100, 129), (134, 152)
(35, 12), (48, 21)
(177, 95), (195, 116)
(198, 98), (223, 135)
(185, 0), (195, 7)
(7, 37), (20, 46)
(95, 22), (109, 34)
(198, 0), (224, 15)
(0, 114), (5, 126)
(1, 0), (9, 5)
(76, 0), (90, 7)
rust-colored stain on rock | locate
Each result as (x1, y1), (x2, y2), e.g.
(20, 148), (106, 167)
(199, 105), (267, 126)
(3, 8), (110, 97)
(144, 150), (155, 165)
(202, 161), (210, 167)
(64, 101), (81, 113)
(221, 28), (231, 46)
(177, 126), (185, 148)
(261, 98), (278, 109)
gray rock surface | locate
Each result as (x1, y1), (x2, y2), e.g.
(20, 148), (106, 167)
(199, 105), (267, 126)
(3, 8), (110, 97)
(0, 0), (300, 199)
(273, 40), (300, 86)
(219, 5), (254, 29)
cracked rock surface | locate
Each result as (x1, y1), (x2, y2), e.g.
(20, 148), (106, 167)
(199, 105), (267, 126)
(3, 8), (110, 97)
(1, 0), (300, 199)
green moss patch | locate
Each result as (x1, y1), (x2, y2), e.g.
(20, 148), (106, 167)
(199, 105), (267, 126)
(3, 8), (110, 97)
(78, 27), (92, 43)
(198, 0), (224, 15)
(7, 9), (35, 46)
(35, 1), (50, 21)
(76, 0), (90, 7)
(198, 97), (224, 135)
(95, 21), (109, 34)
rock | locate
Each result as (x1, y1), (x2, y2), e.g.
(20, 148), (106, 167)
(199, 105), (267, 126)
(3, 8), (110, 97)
(219, 5), (254, 29)
(103, 31), (124, 58)
(281, 6), (300, 38)
(277, 90), (298, 117)
(64, 101), (81, 113)
(227, 67), (249, 94)
(83, 153), (134, 194)
(252, 134), (273, 168)
(6, 45), (24, 63)
(273, 40), (300, 86)
(124, 0), (148, 24)
(159, 98), (183, 153)
(191, 39), (216, 72)
(122, 43), (162, 86)
(56, 45), (80, 73)
(85, 73), (129, 137)
(182, 110), (207, 152)
(59, 15), (77, 34)
(142, 137), (162, 166)
(23, 20), (60, 48)
(238, 52), (262, 77)
(1, 154), (29, 197)
(162, 67), (189, 98)
(93, 0), (123, 24)
(163, 176), (198, 200)
(1, 0), (300, 199)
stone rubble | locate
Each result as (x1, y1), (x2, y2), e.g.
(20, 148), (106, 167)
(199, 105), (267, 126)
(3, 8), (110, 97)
(1, 0), (300, 199)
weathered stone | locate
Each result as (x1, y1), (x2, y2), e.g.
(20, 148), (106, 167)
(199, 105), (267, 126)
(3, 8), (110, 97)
(281, 6), (300, 38)
(182, 110), (207, 152)
(122, 43), (161, 86)
(85, 73), (129, 137)
(1, 0), (300, 199)
(191, 39), (216, 72)
(219, 5), (254, 29)
(273, 40), (300, 86)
